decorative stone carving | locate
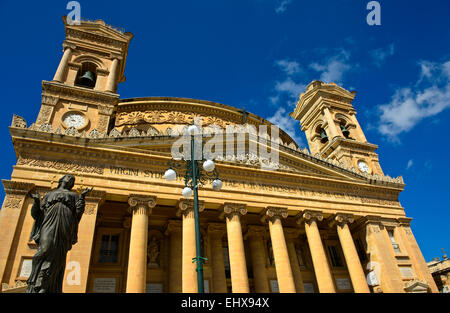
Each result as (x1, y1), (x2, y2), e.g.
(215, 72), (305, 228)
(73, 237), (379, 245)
(17, 156), (104, 175)
(41, 95), (59, 106)
(177, 199), (205, 217)
(64, 126), (79, 136)
(296, 210), (323, 225)
(3, 195), (23, 209)
(260, 206), (288, 223)
(109, 128), (121, 138)
(36, 106), (53, 125)
(11, 115), (27, 128)
(128, 127), (140, 137)
(38, 124), (53, 133)
(88, 129), (102, 139)
(220, 203), (247, 220)
(128, 195), (157, 215)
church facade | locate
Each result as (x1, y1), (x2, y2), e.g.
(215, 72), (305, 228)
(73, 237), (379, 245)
(0, 17), (437, 293)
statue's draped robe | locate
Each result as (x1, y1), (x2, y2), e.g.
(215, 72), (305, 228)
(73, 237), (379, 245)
(26, 189), (85, 293)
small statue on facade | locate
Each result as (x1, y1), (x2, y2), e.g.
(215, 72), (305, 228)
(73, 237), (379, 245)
(147, 236), (160, 268)
(26, 174), (93, 293)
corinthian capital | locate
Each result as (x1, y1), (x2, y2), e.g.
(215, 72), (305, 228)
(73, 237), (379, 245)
(260, 206), (288, 223)
(220, 203), (247, 220)
(296, 210), (323, 225)
(128, 194), (157, 215)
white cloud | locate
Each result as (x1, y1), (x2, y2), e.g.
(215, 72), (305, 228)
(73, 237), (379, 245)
(275, 0), (292, 14)
(370, 43), (395, 67)
(309, 50), (351, 84)
(274, 78), (306, 103)
(406, 159), (413, 170)
(378, 60), (450, 141)
(275, 59), (300, 76)
(267, 106), (304, 146)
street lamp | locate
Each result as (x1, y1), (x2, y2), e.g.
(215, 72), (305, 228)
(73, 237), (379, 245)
(165, 124), (222, 293)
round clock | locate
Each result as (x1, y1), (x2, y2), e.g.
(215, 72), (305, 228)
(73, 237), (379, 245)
(63, 112), (86, 129)
(358, 161), (370, 173)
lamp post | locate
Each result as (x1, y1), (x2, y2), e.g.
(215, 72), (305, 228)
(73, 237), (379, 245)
(164, 124), (222, 293)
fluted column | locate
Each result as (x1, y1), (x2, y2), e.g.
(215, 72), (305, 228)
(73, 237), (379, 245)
(245, 225), (270, 293)
(126, 195), (156, 293)
(207, 223), (227, 293)
(332, 214), (370, 293)
(261, 207), (296, 293)
(165, 220), (183, 293)
(53, 43), (75, 83)
(221, 203), (249, 293)
(178, 199), (204, 293)
(105, 57), (120, 92)
(297, 210), (336, 293)
(284, 228), (305, 293)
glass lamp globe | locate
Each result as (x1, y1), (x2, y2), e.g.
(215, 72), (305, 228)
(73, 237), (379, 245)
(203, 160), (215, 172)
(188, 125), (198, 136)
(182, 187), (193, 198)
(164, 169), (177, 181)
(212, 179), (223, 191)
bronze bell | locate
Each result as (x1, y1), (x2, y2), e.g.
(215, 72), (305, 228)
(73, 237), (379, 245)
(340, 124), (350, 138)
(320, 129), (328, 143)
(78, 71), (96, 88)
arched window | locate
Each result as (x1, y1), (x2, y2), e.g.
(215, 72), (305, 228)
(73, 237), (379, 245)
(75, 62), (97, 89)
(315, 125), (328, 144)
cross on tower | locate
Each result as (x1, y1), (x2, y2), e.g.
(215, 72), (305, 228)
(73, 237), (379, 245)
(238, 107), (249, 124)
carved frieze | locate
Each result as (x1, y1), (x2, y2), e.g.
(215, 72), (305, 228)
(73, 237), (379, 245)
(17, 156), (105, 175)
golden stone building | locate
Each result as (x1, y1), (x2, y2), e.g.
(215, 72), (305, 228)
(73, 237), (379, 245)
(0, 18), (438, 293)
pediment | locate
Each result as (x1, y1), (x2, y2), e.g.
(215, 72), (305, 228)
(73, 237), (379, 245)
(65, 19), (132, 43)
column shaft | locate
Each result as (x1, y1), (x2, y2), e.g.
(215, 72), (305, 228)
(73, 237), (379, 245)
(247, 226), (270, 293)
(167, 221), (182, 293)
(336, 223), (370, 293)
(226, 214), (249, 293)
(182, 209), (197, 293)
(53, 47), (72, 82)
(105, 58), (119, 92)
(303, 217), (336, 293)
(268, 218), (296, 293)
(210, 234), (227, 293)
(126, 206), (149, 293)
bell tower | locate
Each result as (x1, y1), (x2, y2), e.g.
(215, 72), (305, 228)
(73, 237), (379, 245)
(290, 81), (383, 175)
(35, 17), (133, 136)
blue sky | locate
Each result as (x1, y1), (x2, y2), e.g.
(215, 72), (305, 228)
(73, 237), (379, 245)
(0, 0), (449, 261)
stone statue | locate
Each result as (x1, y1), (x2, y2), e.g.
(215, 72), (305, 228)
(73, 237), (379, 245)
(26, 175), (93, 293)
(147, 236), (160, 267)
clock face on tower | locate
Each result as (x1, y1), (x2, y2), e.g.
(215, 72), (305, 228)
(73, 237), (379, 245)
(63, 112), (86, 129)
(358, 161), (370, 173)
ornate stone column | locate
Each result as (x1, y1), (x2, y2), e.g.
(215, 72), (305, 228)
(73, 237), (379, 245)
(245, 225), (270, 293)
(261, 207), (296, 293)
(331, 214), (370, 293)
(220, 203), (249, 293)
(284, 228), (305, 293)
(207, 223), (227, 293)
(53, 43), (75, 83)
(105, 56), (121, 92)
(165, 220), (183, 293)
(63, 190), (106, 293)
(0, 180), (35, 289)
(178, 199), (204, 293)
(126, 195), (156, 293)
(297, 210), (336, 293)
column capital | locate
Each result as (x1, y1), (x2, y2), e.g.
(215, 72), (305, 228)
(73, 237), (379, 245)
(110, 52), (123, 60)
(2, 180), (35, 196)
(284, 227), (301, 240)
(128, 194), (157, 215)
(165, 219), (182, 235)
(397, 217), (412, 227)
(219, 202), (247, 220)
(245, 225), (266, 239)
(177, 199), (205, 217)
(260, 206), (288, 223)
(329, 213), (355, 228)
(84, 190), (106, 205)
(296, 210), (323, 225)
(62, 42), (77, 51)
(207, 223), (226, 237)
